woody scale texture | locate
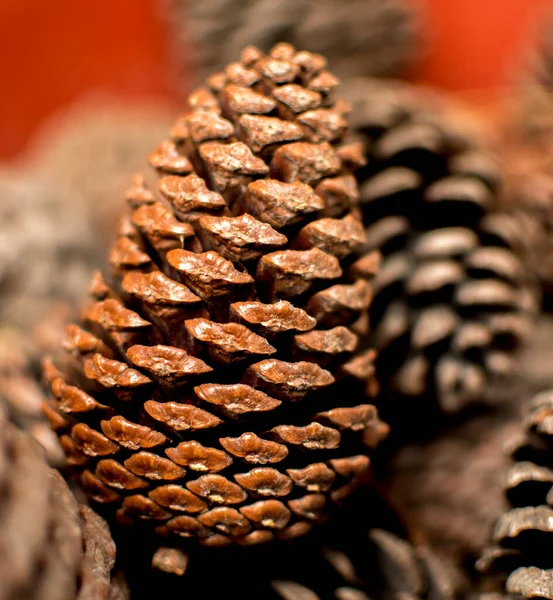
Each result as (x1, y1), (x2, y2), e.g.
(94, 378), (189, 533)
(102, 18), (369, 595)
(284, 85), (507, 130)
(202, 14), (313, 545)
(43, 43), (388, 552)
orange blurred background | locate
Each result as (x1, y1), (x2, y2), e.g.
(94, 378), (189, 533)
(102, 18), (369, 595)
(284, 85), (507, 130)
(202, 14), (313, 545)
(1, 0), (552, 161)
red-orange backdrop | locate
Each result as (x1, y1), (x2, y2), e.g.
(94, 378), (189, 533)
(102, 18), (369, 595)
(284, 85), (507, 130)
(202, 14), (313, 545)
(1, 0), (552, 161)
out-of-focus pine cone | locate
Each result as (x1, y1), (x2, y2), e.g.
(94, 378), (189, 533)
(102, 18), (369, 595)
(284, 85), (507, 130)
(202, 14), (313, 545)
(478, 389), (553, 600)
(488, 17), (553, 305)
(167, 0), (420, 90)
(43, 44), (387, 552)
(0, 420), (128, 600)
(474, 14), (553, 307)
(380, 311), (553, 568)
(0, 169), (95, 331)
(517, 16), (553, 141)
(344, 78), (536, 416)
(0, 100), (172, 331)
(0, 307), (70, 467)
(498, 176), (553, 303)
(29, 99), (173, 244)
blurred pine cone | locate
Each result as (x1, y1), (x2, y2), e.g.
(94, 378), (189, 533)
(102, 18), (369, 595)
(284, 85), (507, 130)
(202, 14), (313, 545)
(0, 170), (95, 331)
(379, 311), (553, 569)
(167, 0), (420, 89)
(0, 307), (71, 467)
(43, 44), (387, 551)
(477, 389), (553, 600)
(344, 78), (536, 416)
(517, 16), (553, 141)
(0, 100), (172, 332)
(0, 419), (128, 600)
(489, 16), (553, 304)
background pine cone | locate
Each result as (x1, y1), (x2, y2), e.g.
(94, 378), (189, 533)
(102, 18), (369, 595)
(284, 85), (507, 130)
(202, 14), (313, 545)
(487, 16), (553, 306)
(167, 0), (420, 90)
(0, 419), (127, 600)
(0, 100), (171, 332)
(344, 77), (536, 418)
(44, 44), (387, 551)
(477, 388), (553, 600)
(0, 307), (71, 467)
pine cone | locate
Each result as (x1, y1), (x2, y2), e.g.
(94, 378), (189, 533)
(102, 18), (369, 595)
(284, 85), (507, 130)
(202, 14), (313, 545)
(517, 15), (553, 140)
(478, 389), (553, 599)
(346, 78), (535, 415)
(0, 420), (127, 600)
(168, 0), (419, 90)
(43, 44), (386, 551)
(0, 101), (171, 332)
(0, 309), (69, 467)
(498, 177), (553, 303)
(0, 169), (94, 331)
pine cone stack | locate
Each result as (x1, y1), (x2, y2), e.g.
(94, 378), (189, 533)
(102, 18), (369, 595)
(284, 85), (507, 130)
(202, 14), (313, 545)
(345, 78), (535, 415)
(43, 44), (387, 551)
(0, 419), (128, 600)
(169, 0), (419, 90)
(478, 389), (553, 600)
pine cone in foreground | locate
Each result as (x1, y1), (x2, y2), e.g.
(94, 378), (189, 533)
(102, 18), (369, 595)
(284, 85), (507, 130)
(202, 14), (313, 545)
(0, 420), (128, 600)
(43, 44), (386, 551)
(478, 389), (553, 599)
(169, 0), (419, 89)
(344, 78), (535, 416)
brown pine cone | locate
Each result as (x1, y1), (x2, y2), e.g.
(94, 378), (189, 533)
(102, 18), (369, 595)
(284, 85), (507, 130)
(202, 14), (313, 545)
(0, 101), (171, 332)
(345, 78), (536, 415)
(168, 0), (419, 90)
(0, 308), (69, 467)
(478, 389), (553, 600)
(0, 420), (127, 600)
(43, 44), (387, 551)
